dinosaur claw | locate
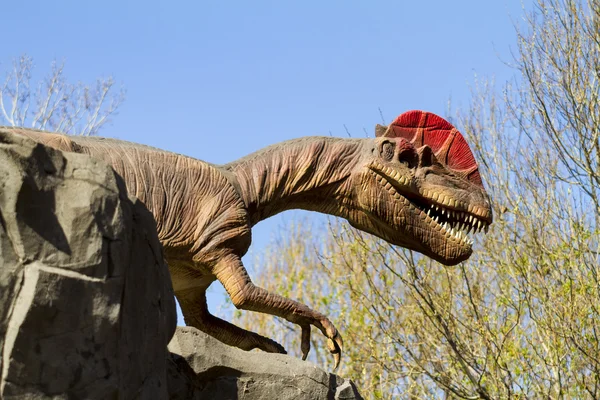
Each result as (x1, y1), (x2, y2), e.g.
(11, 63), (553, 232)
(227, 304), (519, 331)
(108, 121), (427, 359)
(335, 333), (344, 354)
(333, 353), (341, 371)
(301, 325), (311, 360)
(327, 333), (343, 370)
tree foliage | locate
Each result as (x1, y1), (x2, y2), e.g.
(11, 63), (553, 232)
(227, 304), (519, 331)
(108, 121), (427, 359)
(233, 0), (600, 398)
(0, 55), (124, 135)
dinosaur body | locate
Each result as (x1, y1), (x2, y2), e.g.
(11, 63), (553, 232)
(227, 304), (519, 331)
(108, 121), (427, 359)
(3, 110), (493, 369)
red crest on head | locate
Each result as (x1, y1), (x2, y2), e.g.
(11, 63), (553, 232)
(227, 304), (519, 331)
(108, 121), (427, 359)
(377, 110), (482, 187)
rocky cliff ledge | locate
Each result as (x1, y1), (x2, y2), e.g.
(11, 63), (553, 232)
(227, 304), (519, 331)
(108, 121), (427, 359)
(0, 130), (362, 400)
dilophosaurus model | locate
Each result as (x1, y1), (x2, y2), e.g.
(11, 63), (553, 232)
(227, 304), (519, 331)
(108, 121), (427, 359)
(5, 110), (492, 369)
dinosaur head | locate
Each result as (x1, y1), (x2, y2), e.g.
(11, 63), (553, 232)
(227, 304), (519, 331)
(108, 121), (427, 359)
(347, 110), (492, 265)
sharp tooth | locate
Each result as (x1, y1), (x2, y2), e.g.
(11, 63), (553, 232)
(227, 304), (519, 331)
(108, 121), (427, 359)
(485, 225), (489, 233)
(477, 220), (482, 231)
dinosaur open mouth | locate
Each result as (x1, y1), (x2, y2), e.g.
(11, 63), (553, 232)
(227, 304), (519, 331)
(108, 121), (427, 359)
(370, 166), (491, 248)
(407, 194), (489, 246)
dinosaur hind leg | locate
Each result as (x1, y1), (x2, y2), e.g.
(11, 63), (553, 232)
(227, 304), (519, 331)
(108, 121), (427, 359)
(176, 286), (286, 354)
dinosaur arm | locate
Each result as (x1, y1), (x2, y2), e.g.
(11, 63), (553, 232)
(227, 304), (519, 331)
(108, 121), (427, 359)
(176, 285), (285, 354)
(213, 253), (344, 369)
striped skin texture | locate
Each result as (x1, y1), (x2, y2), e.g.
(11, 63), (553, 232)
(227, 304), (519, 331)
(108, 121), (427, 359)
(4, 112), (492, 369)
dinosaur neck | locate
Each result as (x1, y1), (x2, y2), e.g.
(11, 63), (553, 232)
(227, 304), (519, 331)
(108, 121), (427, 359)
(226, 137), (364, 226)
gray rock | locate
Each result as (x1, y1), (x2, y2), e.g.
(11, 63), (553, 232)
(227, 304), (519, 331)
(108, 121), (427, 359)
(0, 131), (177, 399)
(167, 327), (364, 400)
(0, 130), (363, 399)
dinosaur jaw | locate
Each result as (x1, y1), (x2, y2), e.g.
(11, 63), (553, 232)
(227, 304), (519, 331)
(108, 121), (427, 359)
(367, 163), (492, 264)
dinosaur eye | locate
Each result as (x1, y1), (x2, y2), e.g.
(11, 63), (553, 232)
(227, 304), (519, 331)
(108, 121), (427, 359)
(381, 142), (394, 161)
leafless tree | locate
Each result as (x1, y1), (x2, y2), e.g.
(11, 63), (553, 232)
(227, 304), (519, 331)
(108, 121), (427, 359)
(0, 55), (125, 136)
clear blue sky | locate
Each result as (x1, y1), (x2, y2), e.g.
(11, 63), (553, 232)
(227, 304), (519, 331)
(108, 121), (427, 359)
(3, 0), (530, 324)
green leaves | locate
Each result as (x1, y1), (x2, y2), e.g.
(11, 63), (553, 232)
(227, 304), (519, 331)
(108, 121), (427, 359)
(234, 1), (600, 397)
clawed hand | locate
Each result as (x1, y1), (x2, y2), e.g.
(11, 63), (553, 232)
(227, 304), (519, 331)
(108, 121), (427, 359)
(298, 324), (344, 370)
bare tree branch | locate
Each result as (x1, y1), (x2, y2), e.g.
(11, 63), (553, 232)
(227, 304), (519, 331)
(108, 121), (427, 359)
(0, 54), (125, 136)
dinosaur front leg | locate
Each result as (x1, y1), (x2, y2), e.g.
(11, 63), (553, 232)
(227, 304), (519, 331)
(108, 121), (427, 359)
(213, 253), (344, 369)
(176, 285), (286, 354)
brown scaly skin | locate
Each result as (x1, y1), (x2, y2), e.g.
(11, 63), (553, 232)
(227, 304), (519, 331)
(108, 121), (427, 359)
(4, 122), (492, 370)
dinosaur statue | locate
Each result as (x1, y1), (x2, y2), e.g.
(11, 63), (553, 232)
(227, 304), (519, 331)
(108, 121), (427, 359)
(4, 110), (492, 369)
